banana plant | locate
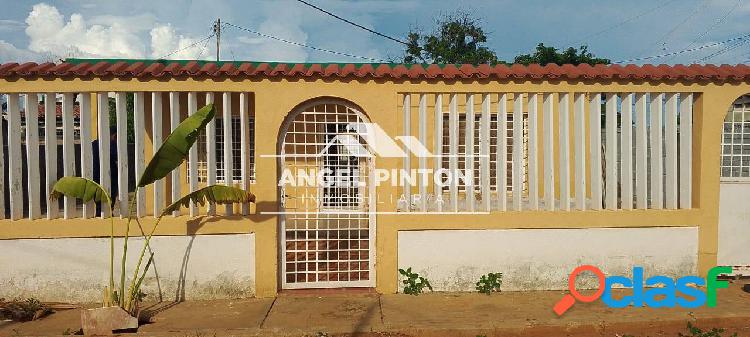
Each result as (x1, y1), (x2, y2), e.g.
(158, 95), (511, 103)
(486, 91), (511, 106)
(49, 103), (256, 316)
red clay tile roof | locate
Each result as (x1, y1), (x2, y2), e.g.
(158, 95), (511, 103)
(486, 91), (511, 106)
(1, 60), (750, 82)
(14, 102), (81, 118)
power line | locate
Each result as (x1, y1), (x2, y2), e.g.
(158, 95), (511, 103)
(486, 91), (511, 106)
(293, 0), (408, 45)
(666, 0), (742, 62)
(613, 32), (750, 63)
(696, 37), (750, 63)
(570, 0), (681, 46)
(638, 0), (711, 56)
(157, 32), (215, 60)
(223, 21), (386, 62)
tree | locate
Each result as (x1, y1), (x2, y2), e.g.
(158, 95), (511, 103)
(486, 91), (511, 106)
(513, 43), (610, 66)
(402, 13), (499, 64)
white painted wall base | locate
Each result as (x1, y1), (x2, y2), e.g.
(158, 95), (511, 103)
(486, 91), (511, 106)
(0, 234), (255, 303)
(719, 183), (750, 267)
(398, 227), (698, 292)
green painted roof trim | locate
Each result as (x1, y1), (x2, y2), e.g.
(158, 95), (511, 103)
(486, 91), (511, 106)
(64, 58), (454, 69)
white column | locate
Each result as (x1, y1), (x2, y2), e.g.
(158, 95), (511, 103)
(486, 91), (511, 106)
(433, 94), (443, 212)
(497, 93), (508, 211)
(542, 93), (555, 211)
(79, 93), (94, 218)
(222, 92), (233, 215)
(418, 94), (428, 212)
(61, 93), (76, 219)
(25, 93), (41, 219)
(7, 94), (23, 219)
(448, 93), (459, 212)
(605, 93), (618, 209)
(650, 93), (664, 209)
(96, 93), (110, 218)
(574, 93), (586, 210)
(528, 93), (539, 210)
(239, 92), (251, 215)
(465, 93), (475, 212)
(664, 93), (679, 209)
(621, 93), (634, 210)
(589, 93), (603, 210)
(479, 93), (491, 212)
(679, 93), (693, 209)
(635, 93), (648, 209)
(512, 93), (524, 211)
(0, 95), (5, 219)
(206, 92), (216, 215)
(170, 92), (182, 216)
(151, 92), (163, 217)
(133, 92), (146, 217)
(559, 93), (571, 211)
(115, 92), (129, 217)
(44, 93), (58, 219)
(188, 92), (200, 216)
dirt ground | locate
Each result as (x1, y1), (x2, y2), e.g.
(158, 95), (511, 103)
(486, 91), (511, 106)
(1, 282), (749, 337)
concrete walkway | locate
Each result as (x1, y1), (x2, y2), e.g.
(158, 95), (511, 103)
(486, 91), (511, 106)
(2, 283), (750, 337)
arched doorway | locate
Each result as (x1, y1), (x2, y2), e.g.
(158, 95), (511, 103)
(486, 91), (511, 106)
(277, 98), (375, 289)
(718, 94), (750, 274)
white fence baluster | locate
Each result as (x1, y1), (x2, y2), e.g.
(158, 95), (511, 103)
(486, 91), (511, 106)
(418, 94), (428, 212)
(115, 92), (129, 217)
(433, 94), (443, 212)
(151, 92), (163, 217)
(44, 93), (58, 219)
(239, 92), (251, 215)
(206, 92), (216, 215)
(665, 93), (679, 209)
(635, 93), (648, 209)
(605, 93), (618, 209)
(187, 92), (199, 216)
(543, 93), (555, 211)
(79, 93), (94, 218)
(497, 93), (508, 211)
(8, 94), (23, 219)
(449, 93), (459, 212)
(621, 93), (634, 210)
(465, 94), (476, 212)
(574, 93), (586, 210)
(61, 93), (76, 219)
(0, 95), (5, 219)
(512, 93), (523, 211)
(679, 93), (693, 209)
(650, 93), (664, 209)
(25, 93), (41, 219)
(528, 93), (539, 210)
(480, 93), (491, 212)
(222, 92), (233, 216)
(96, 93), (110, 218)
(133, 92), (146, 218)
(170, 92), (182, 216)
(559, 93), (571, 211)
(590, 93), (603, 210)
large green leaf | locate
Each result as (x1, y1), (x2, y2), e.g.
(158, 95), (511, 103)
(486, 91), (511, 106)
(161, 185), (255, 216)
(50, 176), (111, 205)
(137, 104), (215, 187)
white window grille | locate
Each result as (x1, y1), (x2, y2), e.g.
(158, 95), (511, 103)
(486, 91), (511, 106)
(721, 97), (750, 181)
(195, 115), (255, 183)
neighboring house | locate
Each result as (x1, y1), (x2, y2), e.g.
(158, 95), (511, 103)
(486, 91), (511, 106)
(0, 59), (749, 302)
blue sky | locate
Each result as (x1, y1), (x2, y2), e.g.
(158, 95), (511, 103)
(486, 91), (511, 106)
(0, 0), (748, 64)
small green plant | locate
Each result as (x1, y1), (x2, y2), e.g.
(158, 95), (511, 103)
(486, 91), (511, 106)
(398, 267), (432, 295)
(62, 328), (83, 335)
(0, 298), (53, 322)
(678, 322), (738, 337)
(475, 272), (503, 295)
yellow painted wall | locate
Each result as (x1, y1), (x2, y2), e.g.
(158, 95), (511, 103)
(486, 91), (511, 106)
(1, 76), (748, 297)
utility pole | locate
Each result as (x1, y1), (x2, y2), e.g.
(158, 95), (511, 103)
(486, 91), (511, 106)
(213, 18), (221, 62)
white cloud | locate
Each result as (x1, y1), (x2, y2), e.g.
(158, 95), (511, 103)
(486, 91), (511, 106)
(25, 3), (146, 58)
(0, 40), (42, 63)
(149, 24), (210, 59)
(234, 2), (308, 62)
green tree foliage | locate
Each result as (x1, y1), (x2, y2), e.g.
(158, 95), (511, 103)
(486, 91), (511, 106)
(403, 13), (499, 64)
(514, 43), (610, 66)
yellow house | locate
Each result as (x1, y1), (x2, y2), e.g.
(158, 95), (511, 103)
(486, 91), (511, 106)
(0, 59), (749, 301)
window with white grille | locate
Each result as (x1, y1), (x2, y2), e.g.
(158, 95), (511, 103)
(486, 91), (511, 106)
(721, 97), (750, 180)
(441, 113), (528, 192)
(195, 116), (255, 183)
